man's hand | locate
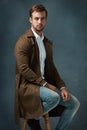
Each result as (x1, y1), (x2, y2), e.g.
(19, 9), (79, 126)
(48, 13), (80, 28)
(61, 87), (70, 101)
(46, 83), (58, 93)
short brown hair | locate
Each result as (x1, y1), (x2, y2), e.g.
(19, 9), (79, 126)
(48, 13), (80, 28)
(29, 4), (48, 18)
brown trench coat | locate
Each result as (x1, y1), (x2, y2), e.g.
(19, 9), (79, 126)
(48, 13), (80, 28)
(14, 29), (65, 124)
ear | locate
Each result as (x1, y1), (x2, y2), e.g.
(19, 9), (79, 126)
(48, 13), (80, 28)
(29, 17), (32, 24)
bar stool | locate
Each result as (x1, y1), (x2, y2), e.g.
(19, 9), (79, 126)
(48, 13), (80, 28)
(21, 113), (50, 130)
(21, 105), (65, 130)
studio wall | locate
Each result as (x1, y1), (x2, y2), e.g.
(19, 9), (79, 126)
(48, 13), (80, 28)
(0, 0), (87, 130)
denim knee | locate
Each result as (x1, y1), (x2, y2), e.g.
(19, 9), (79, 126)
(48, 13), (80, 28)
(70, 95), (80, 111)
(50, 92), (60, 106)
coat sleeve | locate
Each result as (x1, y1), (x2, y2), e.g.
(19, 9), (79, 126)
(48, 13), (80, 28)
(14, 36), (46, 86)
(51, 62), (66, 89)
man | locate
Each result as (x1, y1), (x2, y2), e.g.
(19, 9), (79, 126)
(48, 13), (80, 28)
(14, 4), (80, 130)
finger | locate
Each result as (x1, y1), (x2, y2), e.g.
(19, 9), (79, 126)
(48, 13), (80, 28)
(62, 92), (68, 101)
(67, 93), (71, 100)
(61, 92), (65, 100)
(65, 93), (70, 101)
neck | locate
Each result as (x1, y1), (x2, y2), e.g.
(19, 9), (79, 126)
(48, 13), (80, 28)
(35, 30), (42, 37)
(37, 32), (42, 36)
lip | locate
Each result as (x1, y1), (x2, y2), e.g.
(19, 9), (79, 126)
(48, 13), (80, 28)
(37, 24), (43, 27)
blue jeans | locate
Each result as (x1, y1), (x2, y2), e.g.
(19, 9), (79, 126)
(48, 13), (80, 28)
(40, 86), (80, 130)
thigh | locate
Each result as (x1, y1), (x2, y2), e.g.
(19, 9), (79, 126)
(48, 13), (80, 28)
(40, 86), (59, 102)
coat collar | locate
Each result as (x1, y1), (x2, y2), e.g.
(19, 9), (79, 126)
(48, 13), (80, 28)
(25, 28), (51, 46)
(26, 29), (44, 40)
(25, 28), (35, 38)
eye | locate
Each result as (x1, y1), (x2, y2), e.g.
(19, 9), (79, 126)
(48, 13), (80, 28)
(34, 17), (39, 20)
(41, 17), (46, 20)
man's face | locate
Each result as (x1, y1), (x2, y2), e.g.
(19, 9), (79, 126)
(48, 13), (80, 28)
(29, 11), (47, 33)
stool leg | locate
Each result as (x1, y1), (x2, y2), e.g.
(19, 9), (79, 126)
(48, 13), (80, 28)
(43, 113), (51, 130)
(21, 119), (27, 130)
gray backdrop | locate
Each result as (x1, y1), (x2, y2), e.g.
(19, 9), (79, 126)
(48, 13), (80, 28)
(0, 0), (87, 130)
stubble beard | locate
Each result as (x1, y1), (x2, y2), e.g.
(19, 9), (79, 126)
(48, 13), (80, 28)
(35, 26), (44, 33)
(34, 23), (45, 34)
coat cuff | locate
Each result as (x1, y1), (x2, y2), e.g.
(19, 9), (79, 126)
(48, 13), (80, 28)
(43, 82), (47, 87)
(36, 77), (46, 86)
(60, 86), (66, 91)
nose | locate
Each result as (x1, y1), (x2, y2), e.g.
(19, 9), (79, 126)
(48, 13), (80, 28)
(38, 19), (42, 23)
